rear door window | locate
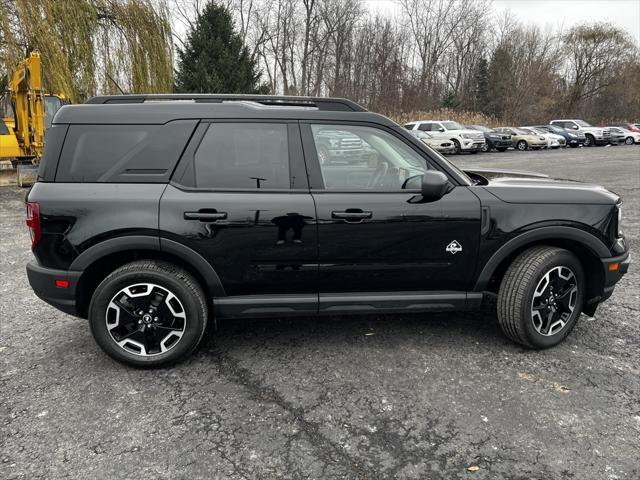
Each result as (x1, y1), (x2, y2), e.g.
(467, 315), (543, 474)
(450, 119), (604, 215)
(192, 123), (290, 189)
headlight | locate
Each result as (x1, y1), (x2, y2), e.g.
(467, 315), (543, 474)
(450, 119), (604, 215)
(461, 133), (472, 139)
(617, 205), (623, 237)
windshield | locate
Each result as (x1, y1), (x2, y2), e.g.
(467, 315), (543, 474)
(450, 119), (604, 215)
(513, 128), (531, 135)
(441, 121), (464, 130)
(575, 120), (592, 127)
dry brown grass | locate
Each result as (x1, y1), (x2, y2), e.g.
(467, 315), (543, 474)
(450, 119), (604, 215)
(390, 108), (502, 128)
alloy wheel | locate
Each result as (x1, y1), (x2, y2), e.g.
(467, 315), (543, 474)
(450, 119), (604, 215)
(105, 283), (187, 356)
(531, 266), (578, 336)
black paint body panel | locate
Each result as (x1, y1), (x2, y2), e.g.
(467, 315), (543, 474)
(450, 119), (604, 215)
(25, 103), (629, 320)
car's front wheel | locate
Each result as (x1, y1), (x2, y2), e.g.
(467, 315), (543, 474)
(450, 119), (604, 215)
(89, 260), (208, 367)
(497, 246), (585, 349)
(481, 142), (490, 153)
(517, 140), (528, 151)
(625, 136), (634, 145)
(584, 134), (594, 147)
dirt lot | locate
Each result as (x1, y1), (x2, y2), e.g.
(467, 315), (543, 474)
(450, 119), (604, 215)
(1, 145), (638, 479)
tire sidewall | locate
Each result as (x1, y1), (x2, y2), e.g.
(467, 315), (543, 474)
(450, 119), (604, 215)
(517, 140), (527, 150)
(518, 251), (585, 348)
(89, 267), (206, 367)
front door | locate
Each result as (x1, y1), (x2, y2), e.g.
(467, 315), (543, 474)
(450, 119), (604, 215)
(301, 122), (481, 297)
(160, 121), (318, 313)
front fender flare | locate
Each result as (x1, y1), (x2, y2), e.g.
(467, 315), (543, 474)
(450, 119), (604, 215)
(473, 226), (610, 292)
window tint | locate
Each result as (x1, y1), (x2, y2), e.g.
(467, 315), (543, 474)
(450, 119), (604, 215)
(418, 123), (432, 131)
(194, 123), (289, 189)
(311, 124), (429, 191)
(57, 125), (155, 181)
(55, 120), (197, 183)
(404, 123), (416, 130)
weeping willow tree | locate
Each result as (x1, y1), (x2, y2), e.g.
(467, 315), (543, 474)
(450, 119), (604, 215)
(0, 0), (173, 102)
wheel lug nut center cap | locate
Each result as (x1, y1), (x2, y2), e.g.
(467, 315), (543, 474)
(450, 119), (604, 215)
(142, 314), (153, 324)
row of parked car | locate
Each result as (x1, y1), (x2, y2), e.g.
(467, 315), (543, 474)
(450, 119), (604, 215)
(403, 119), (640, 154)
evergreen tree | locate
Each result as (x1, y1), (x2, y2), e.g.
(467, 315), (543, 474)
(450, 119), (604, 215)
(472, 57), (489, 114)
(174, 2), (265, 93)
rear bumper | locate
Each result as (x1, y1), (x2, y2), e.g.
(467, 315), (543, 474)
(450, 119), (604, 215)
(26, 261), (82, 316)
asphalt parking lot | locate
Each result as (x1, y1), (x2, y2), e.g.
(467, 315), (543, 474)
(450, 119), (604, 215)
(1, 145), (638, 479)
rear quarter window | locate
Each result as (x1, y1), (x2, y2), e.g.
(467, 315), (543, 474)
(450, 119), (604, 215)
(55, 120), (197, 183)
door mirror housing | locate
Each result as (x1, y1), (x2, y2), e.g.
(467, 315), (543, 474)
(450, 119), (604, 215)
(438, 127), (445, 132)
(421, 171), (450, 201)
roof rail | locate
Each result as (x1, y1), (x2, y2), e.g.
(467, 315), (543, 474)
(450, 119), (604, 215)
(84, 94), (367, 112)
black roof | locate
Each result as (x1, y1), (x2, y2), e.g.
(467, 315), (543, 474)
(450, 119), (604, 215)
(53, 95), (391, 126)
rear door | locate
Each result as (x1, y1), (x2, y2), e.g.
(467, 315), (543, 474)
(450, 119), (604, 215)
(160, 120), (318, 313)
(301, 122), (481, 298)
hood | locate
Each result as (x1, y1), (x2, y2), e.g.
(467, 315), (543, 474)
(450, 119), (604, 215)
(464, 168), (620, 205)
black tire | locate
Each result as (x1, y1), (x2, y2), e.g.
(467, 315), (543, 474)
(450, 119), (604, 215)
(496, 147), (507, 152)
(481, 142), (490, 153)
(89, 260), (208, 367)
(452, 139), (461, 154)
(497, 246), (585, 349)
(584, 134), (594, 147)
(517, 140), (528, 151)
(625, 136), (634, 145)
(569, 143), (579, 148)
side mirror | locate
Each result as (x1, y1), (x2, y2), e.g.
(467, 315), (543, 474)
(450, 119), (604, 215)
(438, 127), (445, 132)
(572, 125), (579, 130)
(421, 170), (450, 201)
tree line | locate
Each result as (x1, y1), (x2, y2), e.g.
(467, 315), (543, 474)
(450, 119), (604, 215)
(1, 0), (638, 124)
(172, 0), (639, 124)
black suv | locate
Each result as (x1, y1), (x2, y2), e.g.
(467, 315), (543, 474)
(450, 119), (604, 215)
(25, 95), (630, 367)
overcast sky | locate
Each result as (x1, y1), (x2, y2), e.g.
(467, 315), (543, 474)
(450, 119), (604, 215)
(364, 0), (640, 44)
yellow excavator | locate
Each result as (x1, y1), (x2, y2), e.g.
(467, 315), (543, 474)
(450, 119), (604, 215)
(0, 51), (68, 186)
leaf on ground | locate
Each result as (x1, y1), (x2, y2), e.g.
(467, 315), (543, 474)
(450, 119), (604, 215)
(466, 465), (480, 472)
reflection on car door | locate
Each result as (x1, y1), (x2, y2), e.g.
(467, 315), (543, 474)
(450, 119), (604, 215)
(301, 122), (481, 304)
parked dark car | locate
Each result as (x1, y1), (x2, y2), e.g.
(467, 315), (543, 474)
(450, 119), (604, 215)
(466, 125), (512, 152)
(533, 124), (585, 148)
(25, 94), (630, 367)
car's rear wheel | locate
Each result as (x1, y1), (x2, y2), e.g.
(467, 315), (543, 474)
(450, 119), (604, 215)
(452, 139), (461, 154)
(517, 140), (528, 151)
(497, 246), (585, 349)
(89, 260), (208, 367)
(625, 136), (634, 145)
(481, 143), (490, 152)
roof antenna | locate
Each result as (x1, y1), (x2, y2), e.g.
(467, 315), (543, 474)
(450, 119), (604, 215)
(106, 73), (126, 95)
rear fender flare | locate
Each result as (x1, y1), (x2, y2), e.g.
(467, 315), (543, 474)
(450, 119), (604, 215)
(70, 235), (225, 296)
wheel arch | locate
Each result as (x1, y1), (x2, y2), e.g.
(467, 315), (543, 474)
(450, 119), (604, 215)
(72, 236), (225, 318)
(474, 227), (609, 303)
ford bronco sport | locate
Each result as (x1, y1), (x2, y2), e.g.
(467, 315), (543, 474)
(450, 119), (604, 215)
(25, 95), (630, 367)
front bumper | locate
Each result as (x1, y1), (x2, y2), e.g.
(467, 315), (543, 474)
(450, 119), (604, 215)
(489, 139), (512, 148)
(460, 140), (485, 151)
(26, 261), (82, 316)
(600, 251), (630, 301)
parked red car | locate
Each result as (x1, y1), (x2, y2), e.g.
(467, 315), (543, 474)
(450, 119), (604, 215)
(610, 122), (640, 133)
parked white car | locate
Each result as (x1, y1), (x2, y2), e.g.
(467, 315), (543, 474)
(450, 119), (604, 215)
(521, 127), (565, 149)
(608, 126), (640, 145)
(549, 119), (610, 147)
(409, 130), (456, 154)
(404, 120), (485, 153)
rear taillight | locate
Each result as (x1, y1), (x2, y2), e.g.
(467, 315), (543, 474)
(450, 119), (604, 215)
(25, 201), (41, 248)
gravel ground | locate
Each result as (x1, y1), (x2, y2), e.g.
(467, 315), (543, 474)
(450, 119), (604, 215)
(1, 145), (639, 479)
